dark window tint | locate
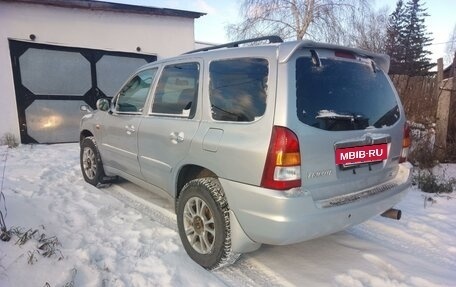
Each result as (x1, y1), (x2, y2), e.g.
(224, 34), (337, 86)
(210, 58), (268, 122)
(116, 69), (156, 113)
(296, 57), (400, 131)
(152, 62), (199, 118)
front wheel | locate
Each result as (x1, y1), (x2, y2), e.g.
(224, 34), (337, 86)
(177, 177), (240, 270)
(80, 137), (107, 186)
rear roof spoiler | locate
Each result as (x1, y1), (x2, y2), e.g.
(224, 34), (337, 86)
(278, 40), (390, 73)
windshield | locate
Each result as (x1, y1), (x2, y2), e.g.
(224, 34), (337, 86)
(296, 56), (400, 131)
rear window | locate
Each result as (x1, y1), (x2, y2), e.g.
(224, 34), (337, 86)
(296, 56), (400, 131)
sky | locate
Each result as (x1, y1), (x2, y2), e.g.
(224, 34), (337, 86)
(106, 0), (455, 65)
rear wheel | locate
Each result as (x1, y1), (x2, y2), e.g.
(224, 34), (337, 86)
(80, 137), (108, 186)
(177, 177), (240, 270)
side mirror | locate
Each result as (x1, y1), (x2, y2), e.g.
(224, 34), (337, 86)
(80, 104), (92, 113)
(96, 98), (110, 112)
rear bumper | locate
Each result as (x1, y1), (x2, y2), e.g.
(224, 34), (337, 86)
(220, 163), (412, 246)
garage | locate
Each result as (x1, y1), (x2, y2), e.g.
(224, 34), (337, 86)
(0, 0), (204, 144)
(10, 40), (156, 143)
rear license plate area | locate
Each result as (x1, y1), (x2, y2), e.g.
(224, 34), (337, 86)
(335, 143), (388, 167)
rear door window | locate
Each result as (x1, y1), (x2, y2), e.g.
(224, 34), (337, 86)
(209, 58), (268, 122)
(151, 62), (199, 118)
(296, 56), (400, 131)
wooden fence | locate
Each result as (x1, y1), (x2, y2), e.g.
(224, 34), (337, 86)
(389, 74), (439, 124)
(449, 82), (456, 143)
(389, 58), (455, 157)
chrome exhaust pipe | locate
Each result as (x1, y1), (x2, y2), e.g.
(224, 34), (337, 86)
(381, 208), (402, 220)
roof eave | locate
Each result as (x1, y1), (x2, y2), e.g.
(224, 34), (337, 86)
(0, 0), (206, 19)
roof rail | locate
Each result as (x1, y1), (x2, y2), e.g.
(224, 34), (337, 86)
(184, 35), (284, 54)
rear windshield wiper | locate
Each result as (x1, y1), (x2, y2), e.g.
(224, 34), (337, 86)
(316, 110), (357, 121)
(315, 110), (369, 130)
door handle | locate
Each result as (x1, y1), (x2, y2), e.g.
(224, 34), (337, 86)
(170, 131), (184, 144)
(125, 125), (136, 135)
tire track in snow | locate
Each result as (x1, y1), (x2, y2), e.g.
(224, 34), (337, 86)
(105, 184), (177, 231)
(104, 183), (293, 287)
(347, 220), (456, 269)
(214, 257), (295, 287)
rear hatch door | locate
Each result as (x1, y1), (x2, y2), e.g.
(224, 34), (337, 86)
(290, 48), (405, 202)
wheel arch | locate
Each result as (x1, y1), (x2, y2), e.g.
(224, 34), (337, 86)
(80, 129), (93, 144)
(175, 164), (218, 202)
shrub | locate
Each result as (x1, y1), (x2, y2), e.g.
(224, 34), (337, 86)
(408, 123), (438, 168)
(1, 133), (19, 148)
(415, 169), (456, 193)
(445, 135), (456, 163)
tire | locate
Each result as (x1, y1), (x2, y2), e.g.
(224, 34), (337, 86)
(177, 177), (240, 270)
(80, 137), (108, 186)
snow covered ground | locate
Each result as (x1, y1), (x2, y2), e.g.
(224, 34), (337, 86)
(0, 144), (455, 287)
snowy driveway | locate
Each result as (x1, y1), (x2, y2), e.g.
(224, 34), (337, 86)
(0, 144), (455, 286)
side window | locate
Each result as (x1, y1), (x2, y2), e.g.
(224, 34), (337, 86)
(115, 68), (157, 113)
(151, 62), (199, 117)
(209, 58), (268, 122)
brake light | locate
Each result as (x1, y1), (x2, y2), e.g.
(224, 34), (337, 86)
(399, 122), (411, 163)
(261, 126), (301, 190)
(335, 50), (356, 59)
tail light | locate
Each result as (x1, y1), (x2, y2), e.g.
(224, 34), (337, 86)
(261, 126), (301, 190)
(399, 122), (411, 163)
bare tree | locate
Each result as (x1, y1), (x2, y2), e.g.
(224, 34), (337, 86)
(445, 24), (456, 66)
(226, 0), (388, 54)
(226, 0), (366, 41)
(344, 6), (389, 53)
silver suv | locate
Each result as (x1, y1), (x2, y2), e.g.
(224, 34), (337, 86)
(80, 36), (412, 270)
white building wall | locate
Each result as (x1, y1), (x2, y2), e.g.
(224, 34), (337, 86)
(194, 41), (217, 50)
(0, 1), (196, 140)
